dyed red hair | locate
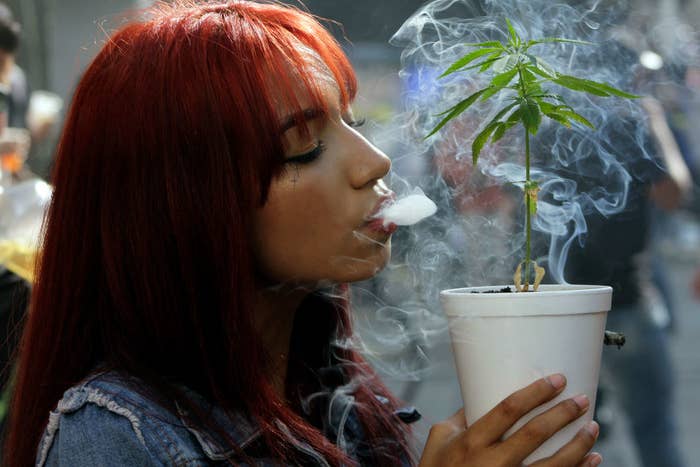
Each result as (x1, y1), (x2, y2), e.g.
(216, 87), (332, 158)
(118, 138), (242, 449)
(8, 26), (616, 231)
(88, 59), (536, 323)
(4, 1), (413, 465)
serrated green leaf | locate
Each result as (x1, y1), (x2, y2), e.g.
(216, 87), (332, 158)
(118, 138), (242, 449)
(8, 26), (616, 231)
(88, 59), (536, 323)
(528, 38), (594, 47)
(464, 40), (506, 49)
(530, 93), (566, 103)
(529, 65), (557, 81)
(459, 56), (504, 72)
(435, 87), (490, 116)
(492, 122), (508, 142)
(425, 88), (491, 138)
(505, 18), (520, 46)
(491, 112), (520, 142)
(536, 57), (558, 78)
(472, 123), (500, 164)
(524, 55), (558, 79)
(491, 67), (519, 87)
(440, 48), (503, 78)
(493, 53), (520, 73)
(520, 68), (538, 84)
(584, 80), (641, 99)
(478, 51), (503, 72)
(558, 109), (594, 128)
(554, 75), (609, 96)
(505, 107), (521, 125)
(479, 85), (505, 102)
(471, 103), (518, 162)
(537, 101), (557, 114)
(544, 111), (572, 128)
(520, 99), (541, 134)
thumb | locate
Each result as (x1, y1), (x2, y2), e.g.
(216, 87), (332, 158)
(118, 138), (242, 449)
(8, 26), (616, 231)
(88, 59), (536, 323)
(447, 407), (469, 429)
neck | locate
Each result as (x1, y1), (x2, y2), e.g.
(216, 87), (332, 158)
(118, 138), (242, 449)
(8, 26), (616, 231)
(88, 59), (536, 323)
(254, 284), (309, 400)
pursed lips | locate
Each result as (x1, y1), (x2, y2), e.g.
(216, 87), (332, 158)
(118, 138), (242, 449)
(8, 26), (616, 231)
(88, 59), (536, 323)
(364, 192), (396, 223)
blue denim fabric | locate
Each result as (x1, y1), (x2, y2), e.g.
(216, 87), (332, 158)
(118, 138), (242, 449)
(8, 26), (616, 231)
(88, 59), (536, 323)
(37, 371), (418, 466)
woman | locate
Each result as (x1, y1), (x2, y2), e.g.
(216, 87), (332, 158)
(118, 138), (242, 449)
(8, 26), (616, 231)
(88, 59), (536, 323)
(5, 1), (601, 466)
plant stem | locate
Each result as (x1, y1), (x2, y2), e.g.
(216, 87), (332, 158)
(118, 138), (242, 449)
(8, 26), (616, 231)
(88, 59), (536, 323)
(525, 128), (531, 287)
(515, 62), (533, 288)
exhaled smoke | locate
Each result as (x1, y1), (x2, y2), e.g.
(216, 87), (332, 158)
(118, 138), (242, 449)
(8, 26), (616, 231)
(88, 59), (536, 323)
(347, 0), (654, 381)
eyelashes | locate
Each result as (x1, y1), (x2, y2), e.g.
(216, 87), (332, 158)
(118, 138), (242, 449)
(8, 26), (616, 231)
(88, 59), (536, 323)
(284, 141), (326, 165)
(348, 117), (366, 128)
(282, 116), (365, 168)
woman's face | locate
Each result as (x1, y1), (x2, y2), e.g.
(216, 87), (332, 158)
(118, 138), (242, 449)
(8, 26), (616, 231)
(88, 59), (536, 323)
(253, 78), (395, 287)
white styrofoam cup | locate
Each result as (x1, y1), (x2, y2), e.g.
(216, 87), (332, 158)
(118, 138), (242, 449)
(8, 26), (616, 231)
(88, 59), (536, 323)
(440, 284), (612, 463)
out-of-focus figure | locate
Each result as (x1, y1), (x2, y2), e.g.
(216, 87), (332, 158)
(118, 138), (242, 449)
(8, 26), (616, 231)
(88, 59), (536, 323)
(561, 47), (690, 467)
(0, 1), (54, 435)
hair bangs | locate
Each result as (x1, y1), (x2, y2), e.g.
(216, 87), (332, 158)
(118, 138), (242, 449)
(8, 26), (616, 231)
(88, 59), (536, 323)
(257, 9), (358, 155)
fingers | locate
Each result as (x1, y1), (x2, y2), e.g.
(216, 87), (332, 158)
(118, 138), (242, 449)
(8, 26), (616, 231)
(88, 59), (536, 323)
(500, 393), (590, 462)
(420, 408), (467, 464)
(577, 452), (603, 467)
(528, 422), (601, 467)
(465, 374), (567, 446)
(446, 407), (468, 429)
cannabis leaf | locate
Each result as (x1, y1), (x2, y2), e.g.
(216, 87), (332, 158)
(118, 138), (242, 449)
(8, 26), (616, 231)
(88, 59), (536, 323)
(425, 17), (639, 290)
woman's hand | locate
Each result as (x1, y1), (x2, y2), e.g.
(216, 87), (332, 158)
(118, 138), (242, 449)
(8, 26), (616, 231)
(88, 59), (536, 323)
(419, 375), (602, 466)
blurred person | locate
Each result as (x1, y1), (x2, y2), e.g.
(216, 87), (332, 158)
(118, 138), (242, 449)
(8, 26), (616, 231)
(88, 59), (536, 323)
(4, 2), (604, 466)
(0, 0), (31, 433)
(0, 1), (60, 181)
(0, 1), (31, 179)
(0, 2), (27, 131)
(558, 48), (690, 467)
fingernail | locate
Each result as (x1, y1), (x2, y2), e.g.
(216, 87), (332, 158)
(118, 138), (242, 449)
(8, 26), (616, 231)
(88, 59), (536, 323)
(588, 452), (603, 466)
(583, 421), (599, 438)
(572, 394), (590, 410)
(546, 373), (566, 389)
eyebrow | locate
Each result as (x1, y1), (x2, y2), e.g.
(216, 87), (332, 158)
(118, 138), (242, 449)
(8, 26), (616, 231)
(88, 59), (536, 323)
(279, 107), (325, 133)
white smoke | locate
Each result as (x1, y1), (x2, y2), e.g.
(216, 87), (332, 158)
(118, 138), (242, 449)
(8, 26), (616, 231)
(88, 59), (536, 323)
(349, 0), (653, 382)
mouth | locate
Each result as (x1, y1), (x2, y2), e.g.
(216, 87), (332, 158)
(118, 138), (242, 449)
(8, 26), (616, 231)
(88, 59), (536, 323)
(363, 218), (398, 235)
(361, 193), (397, 235)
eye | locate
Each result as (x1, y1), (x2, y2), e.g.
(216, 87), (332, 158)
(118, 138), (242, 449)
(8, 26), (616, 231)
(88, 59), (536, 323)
(285, 141), (326, 165)
(347, 117), (366, 128)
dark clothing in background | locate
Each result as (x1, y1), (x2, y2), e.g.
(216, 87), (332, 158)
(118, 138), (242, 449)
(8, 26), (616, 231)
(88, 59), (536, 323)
(0, 63), (31, 431)
(553, 113), (684, 466)
(7, 65), (28, 129)
(0, 271), (28, 386)
(561, 118), (663, 307)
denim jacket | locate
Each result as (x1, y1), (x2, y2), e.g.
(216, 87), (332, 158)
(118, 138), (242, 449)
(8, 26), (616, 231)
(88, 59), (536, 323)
(36, 371), (420, 466)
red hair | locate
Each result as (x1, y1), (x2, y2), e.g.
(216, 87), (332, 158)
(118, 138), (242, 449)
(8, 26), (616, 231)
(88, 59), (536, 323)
(4, 1), (413, 465)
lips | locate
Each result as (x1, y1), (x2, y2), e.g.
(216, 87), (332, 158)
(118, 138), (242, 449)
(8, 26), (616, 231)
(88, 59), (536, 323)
(362, 193), (397, 234)
(364, 218), (398, 235)
(366, 193), (395, 219)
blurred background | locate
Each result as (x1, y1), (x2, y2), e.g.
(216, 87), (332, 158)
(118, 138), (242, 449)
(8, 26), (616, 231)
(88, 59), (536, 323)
(1, 0), (699, 465)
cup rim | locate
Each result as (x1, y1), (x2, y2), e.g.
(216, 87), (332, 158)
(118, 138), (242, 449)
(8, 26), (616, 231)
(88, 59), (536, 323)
(440, 284), (613, 317)
(441, 284), (612, 298)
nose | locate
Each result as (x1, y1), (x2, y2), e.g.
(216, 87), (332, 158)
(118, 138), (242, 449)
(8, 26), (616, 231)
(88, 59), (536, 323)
(347, 131), (391, 189)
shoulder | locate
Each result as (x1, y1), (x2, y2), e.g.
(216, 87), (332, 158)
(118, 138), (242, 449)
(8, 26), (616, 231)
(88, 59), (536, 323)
(36, 372), (212, 467)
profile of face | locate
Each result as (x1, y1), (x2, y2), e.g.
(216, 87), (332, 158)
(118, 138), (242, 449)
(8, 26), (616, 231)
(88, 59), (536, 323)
(253, 66), (394, 287)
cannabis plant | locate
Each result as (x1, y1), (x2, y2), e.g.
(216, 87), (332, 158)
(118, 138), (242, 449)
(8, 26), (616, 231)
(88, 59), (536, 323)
(427, 19), (637, 291)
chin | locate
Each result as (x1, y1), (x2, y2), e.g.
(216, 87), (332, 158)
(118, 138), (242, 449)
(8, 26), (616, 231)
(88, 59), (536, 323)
(341, 238), (392, 283)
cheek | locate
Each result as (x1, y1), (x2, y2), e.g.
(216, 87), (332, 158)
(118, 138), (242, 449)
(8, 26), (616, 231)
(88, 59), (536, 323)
(253, 174), (345, 282)
(252, 173), (391, 284)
